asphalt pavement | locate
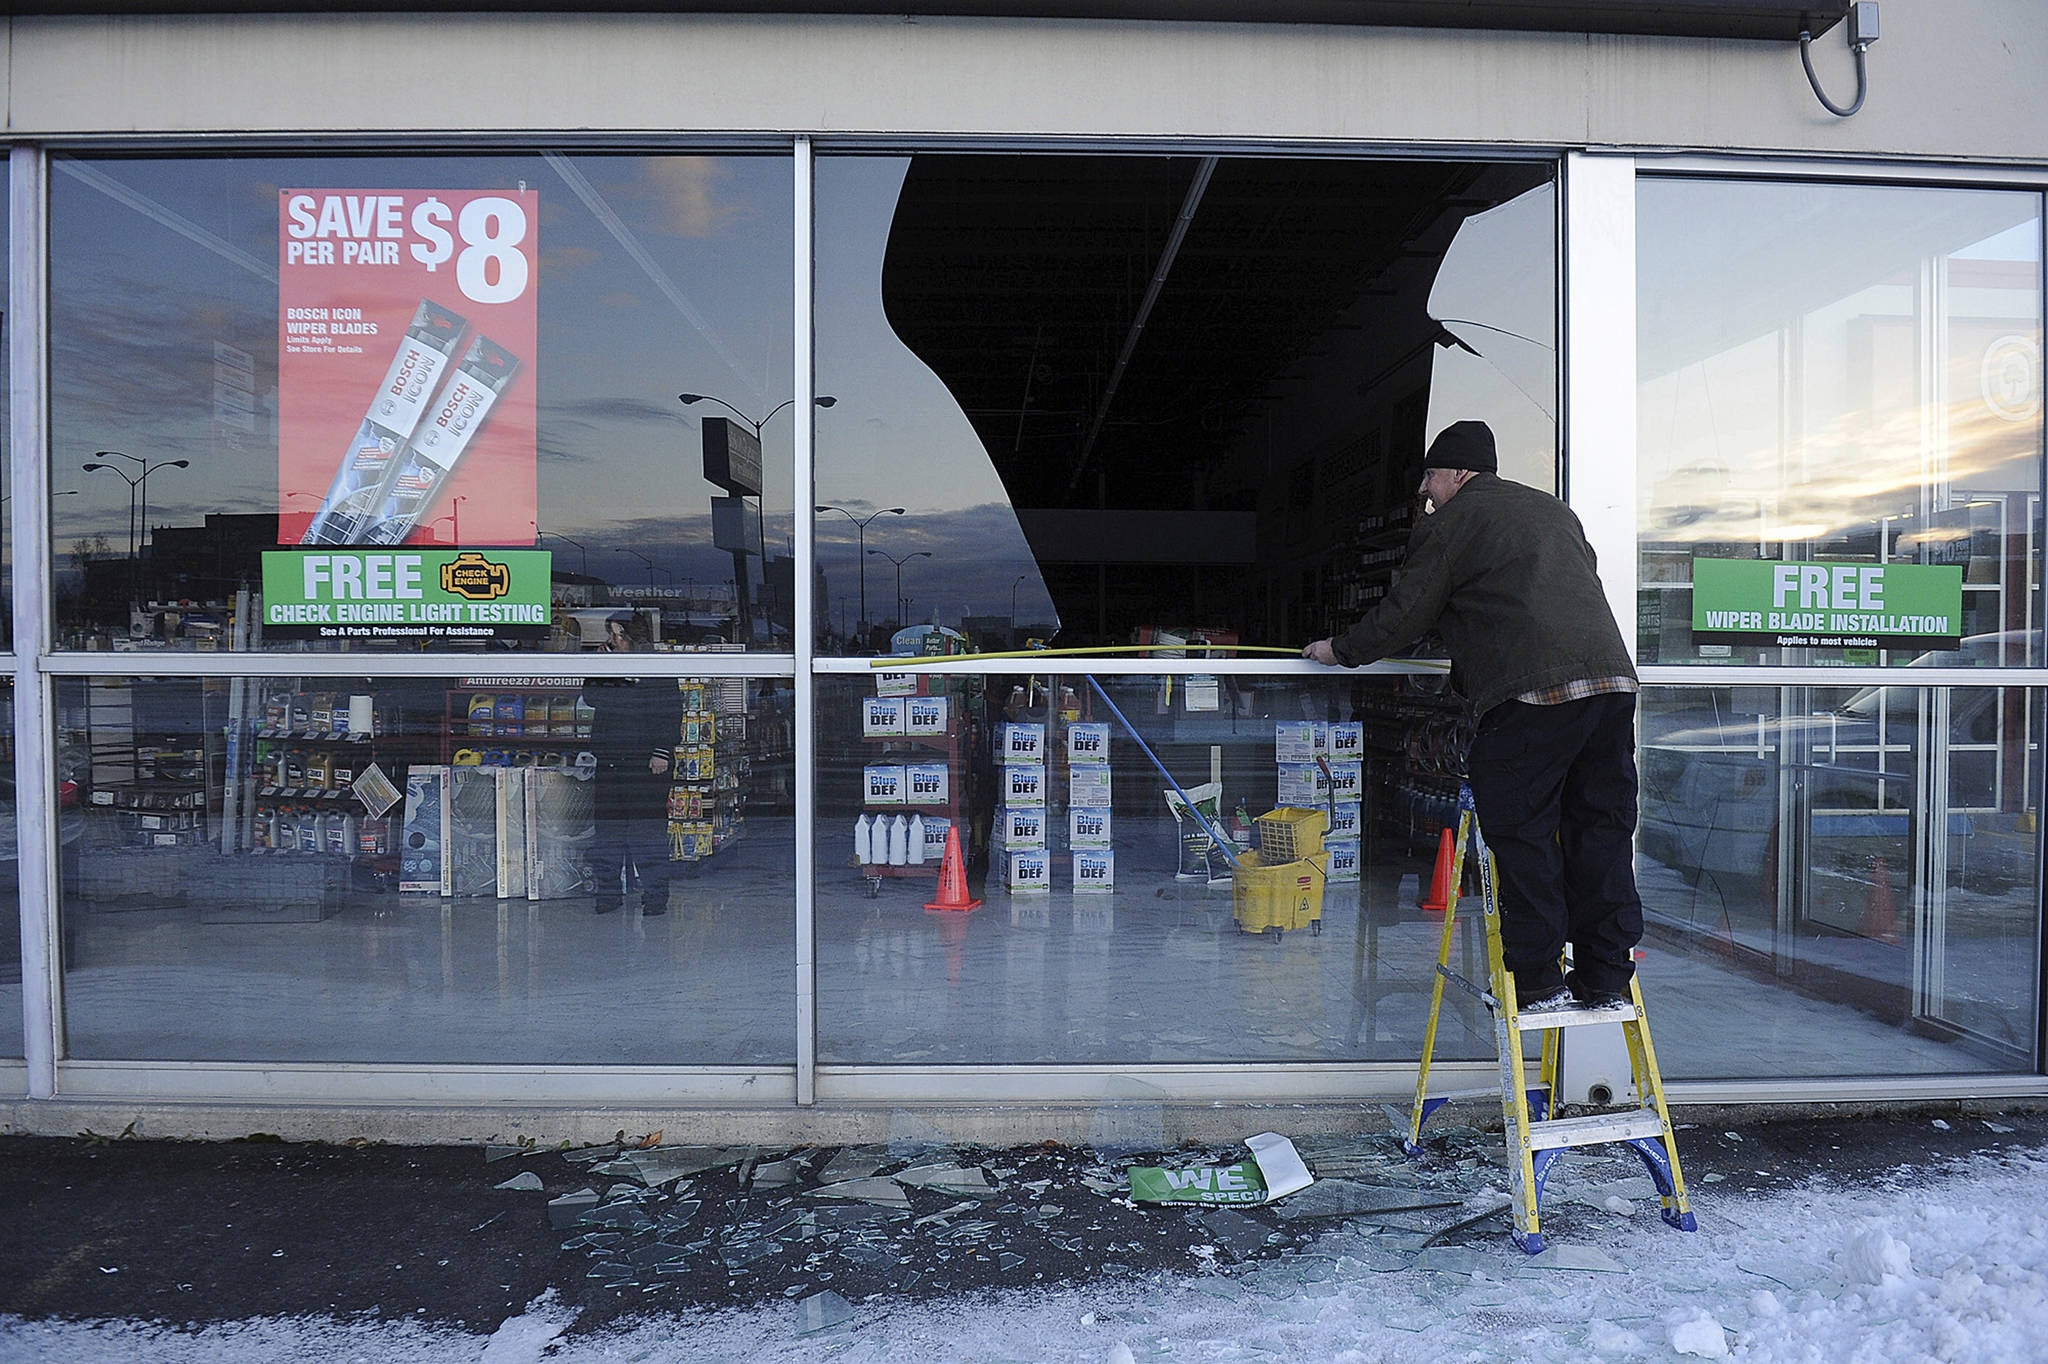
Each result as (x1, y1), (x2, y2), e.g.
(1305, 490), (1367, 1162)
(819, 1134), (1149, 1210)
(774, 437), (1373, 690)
(2, 1104), (2044, 1339)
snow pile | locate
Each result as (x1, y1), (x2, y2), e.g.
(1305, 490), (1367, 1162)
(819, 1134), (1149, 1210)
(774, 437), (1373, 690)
(477, 1290), (578, 1363)
(1841, 1224), (1913, 1284)
(1666, 1308), (1730, 1357)
(3, 1143), (2045, 1363)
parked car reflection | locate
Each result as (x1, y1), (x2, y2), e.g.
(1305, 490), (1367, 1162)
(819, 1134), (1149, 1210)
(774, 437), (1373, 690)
(1641, 633), (2031, 896)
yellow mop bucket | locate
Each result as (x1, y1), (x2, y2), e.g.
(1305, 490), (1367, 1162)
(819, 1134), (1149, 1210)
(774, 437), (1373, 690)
(1254, 807), (1327, 861)
(1231, 850), (1327, 938)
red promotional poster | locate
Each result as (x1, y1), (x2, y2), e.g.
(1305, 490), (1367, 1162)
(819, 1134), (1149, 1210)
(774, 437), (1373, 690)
(277, 188), (538, 548)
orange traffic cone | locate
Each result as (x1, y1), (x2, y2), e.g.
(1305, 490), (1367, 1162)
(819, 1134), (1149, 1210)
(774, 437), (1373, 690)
(924, 827), (982, 912)
(1420, 827), (1456, 914)
(1860, 854), (1900, 944)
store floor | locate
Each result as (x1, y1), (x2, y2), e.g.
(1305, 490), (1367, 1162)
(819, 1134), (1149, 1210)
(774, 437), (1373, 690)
(40, 814), (2032, 1078)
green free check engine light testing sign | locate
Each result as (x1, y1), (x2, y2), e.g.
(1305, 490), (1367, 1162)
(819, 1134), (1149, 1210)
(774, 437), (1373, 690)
(262, 548), (552, 642)
(1691, 557), (1963, 651)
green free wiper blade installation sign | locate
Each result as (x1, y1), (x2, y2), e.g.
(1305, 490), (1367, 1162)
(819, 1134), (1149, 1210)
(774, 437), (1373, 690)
(262, 548), (551, 642)
(1691, 557), (1962, 650)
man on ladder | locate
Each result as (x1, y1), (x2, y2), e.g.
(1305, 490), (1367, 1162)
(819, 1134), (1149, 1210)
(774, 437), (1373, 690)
(1302, 419), (1641, 1014)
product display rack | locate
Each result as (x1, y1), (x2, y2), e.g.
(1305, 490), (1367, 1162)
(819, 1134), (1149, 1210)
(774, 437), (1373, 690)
(1354, 681), (1469, 856)
(440, 685), (595, 766)
(668, 676), (753, 864)
(861, 678), (974, 877)
(245, 685), (410, 860)
(78, 677), (223, 852)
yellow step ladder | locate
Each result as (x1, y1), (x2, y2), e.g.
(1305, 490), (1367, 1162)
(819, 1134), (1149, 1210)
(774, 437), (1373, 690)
(1404, 784), (1696, 1254)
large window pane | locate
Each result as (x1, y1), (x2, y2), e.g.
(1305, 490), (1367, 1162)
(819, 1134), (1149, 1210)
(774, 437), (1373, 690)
(815, 154), (1555, 655)
(1640, 684), (2041, 1075)
(57, 672), (793, 1063)
(50, 153), (792, 653)
(1639, 179), (2044, 667)
(815, 669), (1487, 1065)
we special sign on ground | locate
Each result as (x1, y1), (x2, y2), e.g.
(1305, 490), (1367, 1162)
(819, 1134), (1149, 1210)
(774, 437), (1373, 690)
(1691, 558), (1963, 650)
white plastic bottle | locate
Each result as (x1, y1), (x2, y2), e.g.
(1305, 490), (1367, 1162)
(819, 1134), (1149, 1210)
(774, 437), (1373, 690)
(887, 813), (909, 865)
(854, 813), (873, 865)
(907, 812), (926, 865)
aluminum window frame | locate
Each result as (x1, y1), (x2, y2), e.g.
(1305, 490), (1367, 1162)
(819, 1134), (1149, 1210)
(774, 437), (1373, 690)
(1628, 156), (2048, 1086)
(6, 134), (2043, 1111)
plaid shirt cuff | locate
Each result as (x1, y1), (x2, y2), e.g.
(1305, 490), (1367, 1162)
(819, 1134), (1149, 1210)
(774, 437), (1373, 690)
(1512, 675), (1640, 707)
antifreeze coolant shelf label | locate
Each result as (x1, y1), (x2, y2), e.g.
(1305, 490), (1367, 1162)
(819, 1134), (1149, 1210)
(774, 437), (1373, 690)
(1691, 557), (1963, 651)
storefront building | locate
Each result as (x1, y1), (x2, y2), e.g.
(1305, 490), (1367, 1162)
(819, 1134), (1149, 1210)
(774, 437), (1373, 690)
(3, 2), (2045, 1138)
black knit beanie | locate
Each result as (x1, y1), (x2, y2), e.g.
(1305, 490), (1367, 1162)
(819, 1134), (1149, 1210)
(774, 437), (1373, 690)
(1421, 421), (1498, 474)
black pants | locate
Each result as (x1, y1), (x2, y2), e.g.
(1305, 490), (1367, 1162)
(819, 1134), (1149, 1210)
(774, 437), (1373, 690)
(591, 815), (672, 911)
(1465, 692), (1643, 998)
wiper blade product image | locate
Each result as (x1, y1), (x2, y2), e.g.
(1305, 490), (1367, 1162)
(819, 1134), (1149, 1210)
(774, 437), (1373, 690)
(299, 298), (467, 545)
(358, 335), (522, 546)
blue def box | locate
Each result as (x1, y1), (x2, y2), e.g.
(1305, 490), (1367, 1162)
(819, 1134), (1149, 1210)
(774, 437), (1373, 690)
(1068, 805), (1113, 848)
(1066, 722), (1110, 764)
(863, 764), (905, 805)
(1001, 763), (1047, 806)
(1006, 850), (1051, 893)
(998, 723), (1046, 764)
(905, 762), (949, 804)
(1072, 849), (1115, 892)
(993, 806), (1046, 849)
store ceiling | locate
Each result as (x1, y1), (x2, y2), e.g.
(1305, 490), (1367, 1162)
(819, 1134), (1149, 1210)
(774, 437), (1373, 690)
(881, 154), (1509, 513)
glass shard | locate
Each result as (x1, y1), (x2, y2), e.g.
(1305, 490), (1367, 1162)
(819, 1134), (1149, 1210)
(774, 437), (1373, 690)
(1271, 1180), (1463, 1221)
(795, 1289), (856, 1336)
(628, 1148), (738, 1186)
(494, 1171), (544, 1192)
(1414, 1245), (1497, 1276)
(751, 1158), (807, 1189)
(819, 1147), (892, 1182)
(1524, 1243), (1628, 1273)
(546, 1188), (602, 1229)
(1193, 1208), (1274, 1263)
(805, 1177), (911, 1209)
(895, 1164), (996, 1195)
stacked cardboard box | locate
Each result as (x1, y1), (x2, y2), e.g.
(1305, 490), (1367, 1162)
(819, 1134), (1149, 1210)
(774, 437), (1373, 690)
(1066, 721), (1113, 892)
(1273, 720), (1362, 881)
(994, 722), (1049, 892)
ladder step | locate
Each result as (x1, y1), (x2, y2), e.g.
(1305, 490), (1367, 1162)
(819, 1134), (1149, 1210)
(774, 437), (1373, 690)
(1528, 1108), (1667, 1150)
(1515, 1002), (1641, 1031)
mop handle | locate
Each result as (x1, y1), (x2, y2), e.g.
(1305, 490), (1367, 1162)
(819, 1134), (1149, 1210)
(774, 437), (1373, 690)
(1081, 674), (1241, 870)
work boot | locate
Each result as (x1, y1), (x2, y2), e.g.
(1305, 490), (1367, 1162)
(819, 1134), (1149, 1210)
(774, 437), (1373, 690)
(1518, 987), (1576, 1015)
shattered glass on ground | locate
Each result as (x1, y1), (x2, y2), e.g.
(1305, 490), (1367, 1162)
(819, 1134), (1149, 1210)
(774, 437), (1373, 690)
(481, 1111), (1695, 1312)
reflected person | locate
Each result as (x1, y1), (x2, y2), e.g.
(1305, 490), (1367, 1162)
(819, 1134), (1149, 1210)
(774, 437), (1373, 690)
(1301, 421), (1642, 1013)
(586, 613), (676, 916)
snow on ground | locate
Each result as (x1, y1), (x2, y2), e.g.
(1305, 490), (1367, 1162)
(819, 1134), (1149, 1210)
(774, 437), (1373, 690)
(4, 1144), (2045, 1364)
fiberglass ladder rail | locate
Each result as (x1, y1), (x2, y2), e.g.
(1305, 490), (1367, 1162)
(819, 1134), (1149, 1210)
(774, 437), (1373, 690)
(1403, 784), (1697, 1254)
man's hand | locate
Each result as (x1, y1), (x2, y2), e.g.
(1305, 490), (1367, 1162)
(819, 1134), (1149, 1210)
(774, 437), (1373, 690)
(1302, 638), (1339, 666)
(649, 755), (670, 775)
